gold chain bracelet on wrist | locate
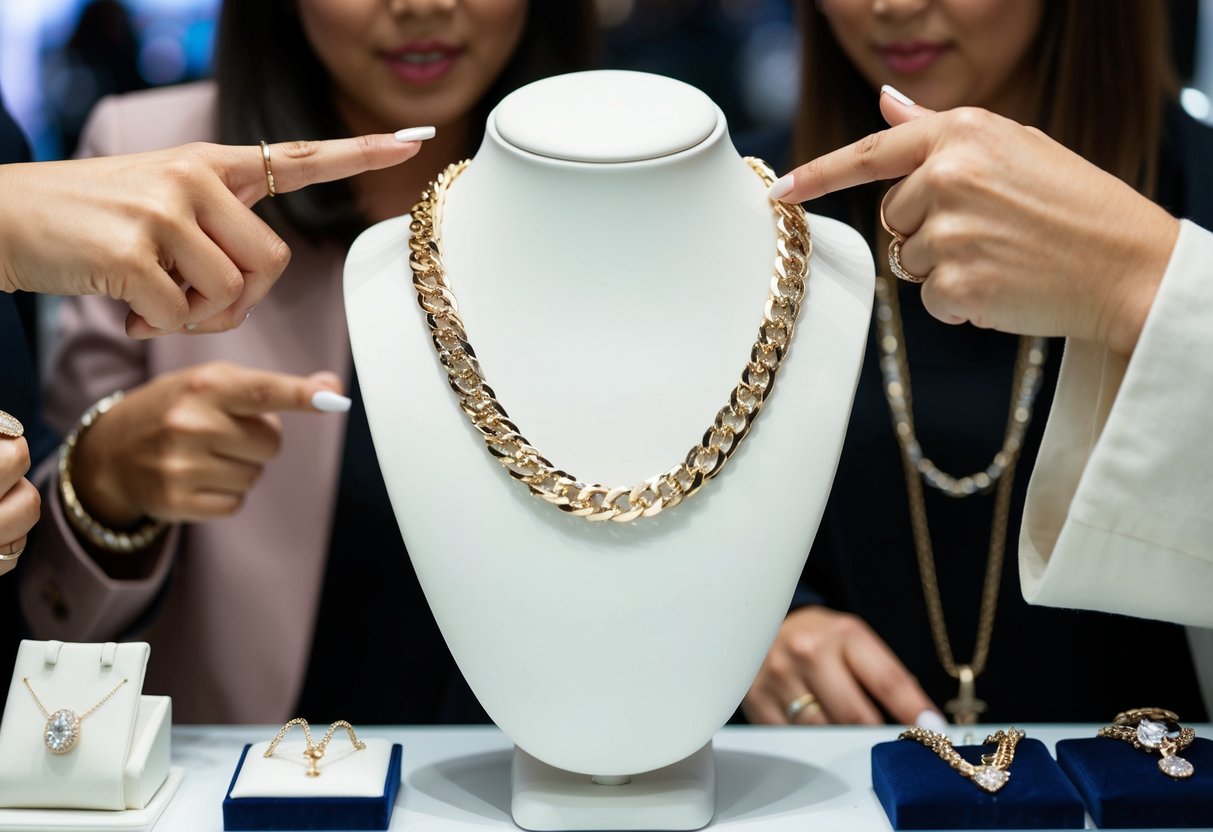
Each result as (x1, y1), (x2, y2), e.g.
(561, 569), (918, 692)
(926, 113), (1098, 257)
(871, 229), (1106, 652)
(899, 726), (1025, 793)
(59, 391), (167, 553)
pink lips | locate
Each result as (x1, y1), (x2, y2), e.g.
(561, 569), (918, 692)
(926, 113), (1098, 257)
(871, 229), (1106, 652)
(383, 40), (461, 85)
(878, 41), (951, 75)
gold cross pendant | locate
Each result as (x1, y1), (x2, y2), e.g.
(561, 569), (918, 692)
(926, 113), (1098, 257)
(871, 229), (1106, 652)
(944, 665), (988, 725)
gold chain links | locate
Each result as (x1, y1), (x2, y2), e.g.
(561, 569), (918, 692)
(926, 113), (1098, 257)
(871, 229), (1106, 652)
(877, 275), (1036, 686)
(899, 726), (1025, 792)
(22, 675), (128, 721)
(408, 158), (811, 522)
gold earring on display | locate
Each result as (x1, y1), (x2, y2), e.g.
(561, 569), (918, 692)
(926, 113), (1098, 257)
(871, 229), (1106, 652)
(1098, 708), (1196, 779)
(265, 718), (367, 778)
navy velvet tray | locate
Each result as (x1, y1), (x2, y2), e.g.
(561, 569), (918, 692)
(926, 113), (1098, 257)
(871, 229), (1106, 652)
(222, 742), (402, 831)
(1055, 736), (1213, 828)
(872, 737), (1085, 829)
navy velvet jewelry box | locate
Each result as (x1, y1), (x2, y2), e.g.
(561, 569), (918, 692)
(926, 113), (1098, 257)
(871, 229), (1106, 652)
(1055, 737), (1213, 828)
(871, 737), (1085, 829)
(222, 743), (402, 831)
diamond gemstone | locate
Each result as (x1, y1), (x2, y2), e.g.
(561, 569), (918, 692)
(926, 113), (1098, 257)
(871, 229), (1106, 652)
(44, 709), (80, 754)
(1136, 719), (1168, 749)
(972, 766), (1010, 793)
(1159, 755), (1194, 779)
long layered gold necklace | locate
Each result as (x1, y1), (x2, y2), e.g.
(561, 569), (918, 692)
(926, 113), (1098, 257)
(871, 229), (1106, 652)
(876, 273), (1048, 724)
(408, 158), (810, 522)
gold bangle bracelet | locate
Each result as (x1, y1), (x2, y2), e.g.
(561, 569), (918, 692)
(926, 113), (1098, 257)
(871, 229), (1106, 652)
(59, 391), (167, 553)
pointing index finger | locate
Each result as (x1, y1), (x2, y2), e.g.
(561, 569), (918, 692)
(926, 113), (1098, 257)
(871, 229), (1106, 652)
(202, 365), (348, 417)
(224, 128), (435, 206)
(771, 115), (939, 205)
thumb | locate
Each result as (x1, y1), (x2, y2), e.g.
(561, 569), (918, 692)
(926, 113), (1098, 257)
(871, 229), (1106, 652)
(879, 84), (936, 126)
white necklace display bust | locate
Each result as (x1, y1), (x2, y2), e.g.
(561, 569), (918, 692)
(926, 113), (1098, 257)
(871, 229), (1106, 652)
(344, 70), (873, 828)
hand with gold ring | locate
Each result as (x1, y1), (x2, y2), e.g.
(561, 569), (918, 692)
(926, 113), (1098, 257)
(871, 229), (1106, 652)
(0, 128), (434, 339)
(744, 605), (940, 725)
(0, 411), (39, 578)
(768, 87), (1178, 358)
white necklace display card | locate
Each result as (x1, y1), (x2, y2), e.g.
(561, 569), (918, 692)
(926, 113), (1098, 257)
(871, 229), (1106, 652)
(0, 641), (151, 811)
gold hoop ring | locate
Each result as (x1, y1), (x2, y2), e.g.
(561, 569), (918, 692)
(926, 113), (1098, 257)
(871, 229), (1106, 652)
(880, 192), (925, 284)
(0, 410), (24, 439)
(260, 141), (276, 198)
(786, 692), (821, 721)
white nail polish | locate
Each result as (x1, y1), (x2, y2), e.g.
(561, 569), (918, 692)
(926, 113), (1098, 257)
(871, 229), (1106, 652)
(881, 84), (916, 107)
(311, 391), (352, 413)
(915, 709), (950, 732)
(395, 126), (436, 143)
(767, 173), (794, 201)
(185, 323), (198, 331)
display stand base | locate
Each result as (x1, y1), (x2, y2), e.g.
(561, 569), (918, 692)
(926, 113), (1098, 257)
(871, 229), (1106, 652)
(511, 742), (714, 831)
(0, 765), (182, 832)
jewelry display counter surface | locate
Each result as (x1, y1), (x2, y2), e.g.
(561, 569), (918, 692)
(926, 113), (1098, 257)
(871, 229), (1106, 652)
(159, 725), (1212, 831)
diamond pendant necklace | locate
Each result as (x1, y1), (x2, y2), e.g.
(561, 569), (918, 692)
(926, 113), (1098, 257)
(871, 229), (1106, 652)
(408, 157), (811, 522)
(875, 273), (1048, 724)
(24, 676), (128, 754)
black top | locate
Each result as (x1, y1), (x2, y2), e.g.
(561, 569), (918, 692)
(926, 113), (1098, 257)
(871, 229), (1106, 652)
(295, 368), (487, 724)
(795, 105), (1212, 722)
(0, 92), (57, 695)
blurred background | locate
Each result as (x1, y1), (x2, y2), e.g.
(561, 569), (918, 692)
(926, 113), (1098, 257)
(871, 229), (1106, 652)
(2, 0), (1211, 161)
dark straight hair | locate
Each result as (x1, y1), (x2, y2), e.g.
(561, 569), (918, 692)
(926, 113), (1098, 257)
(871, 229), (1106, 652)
(795, 1), (1178, 234)
(214, 1), (597, 246)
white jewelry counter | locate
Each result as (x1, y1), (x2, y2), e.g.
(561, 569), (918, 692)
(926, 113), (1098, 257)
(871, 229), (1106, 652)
(152, 725), (1212, 831)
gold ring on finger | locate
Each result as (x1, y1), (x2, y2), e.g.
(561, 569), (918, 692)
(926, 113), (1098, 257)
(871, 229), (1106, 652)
(0, 410), (24, 439)
(786, 692), (821, 721)
(260, 141), (276, 198)
(888, 237), (926, 284)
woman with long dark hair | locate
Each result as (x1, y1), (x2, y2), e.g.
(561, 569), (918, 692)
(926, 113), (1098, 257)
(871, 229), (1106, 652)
(745, 0), (1211, 726)
(23, 0), (596, 725)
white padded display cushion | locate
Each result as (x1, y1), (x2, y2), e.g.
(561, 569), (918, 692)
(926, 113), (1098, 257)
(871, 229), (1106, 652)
(230, 738), (393, 798)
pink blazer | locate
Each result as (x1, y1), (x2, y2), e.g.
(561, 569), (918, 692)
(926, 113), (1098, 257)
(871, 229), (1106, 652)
(22, 83), (354, 723)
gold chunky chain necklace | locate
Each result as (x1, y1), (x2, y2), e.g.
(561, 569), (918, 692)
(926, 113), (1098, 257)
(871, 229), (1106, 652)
(408, 158), (810, 522)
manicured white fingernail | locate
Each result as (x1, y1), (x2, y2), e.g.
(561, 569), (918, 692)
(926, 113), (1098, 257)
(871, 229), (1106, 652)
(881, 84), (915, 107)
(185, 323), (198, 331)
(311, 391), (351, 412)
(767, 173), (794, 201)
(916, 709), (949, 732)
(395, 126), (436, 143)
